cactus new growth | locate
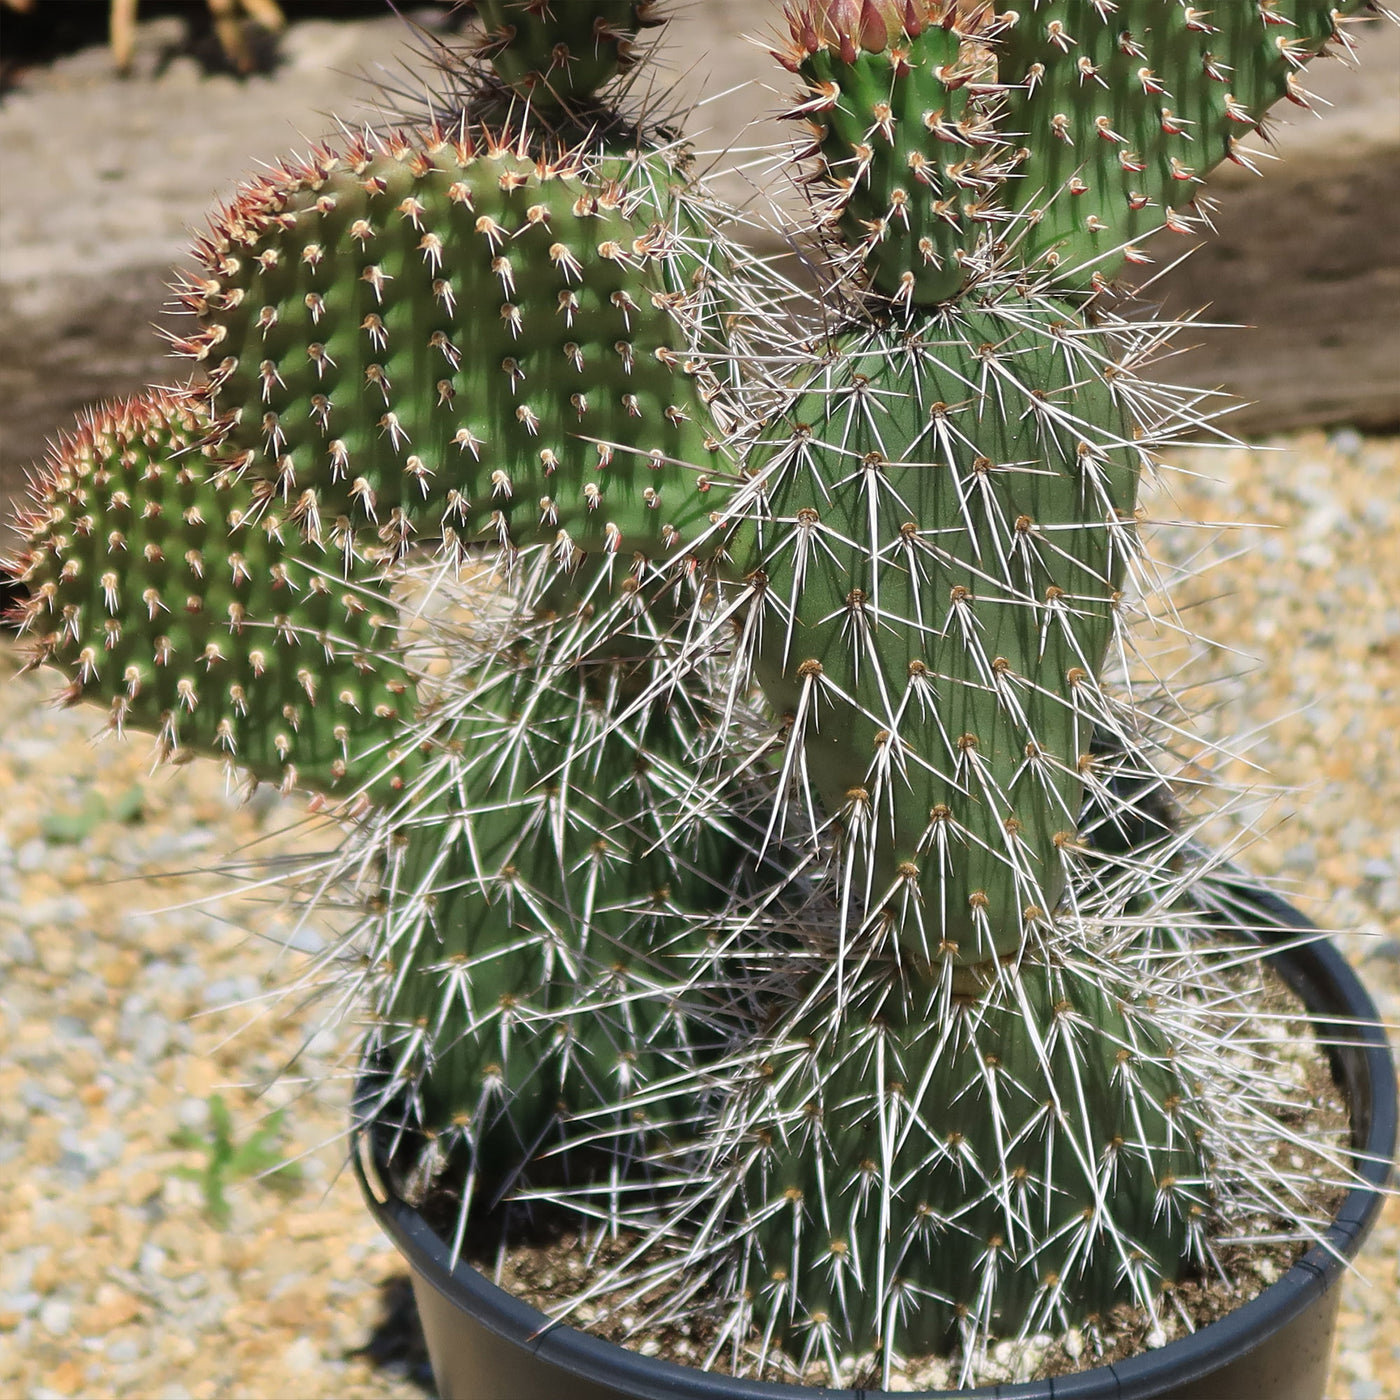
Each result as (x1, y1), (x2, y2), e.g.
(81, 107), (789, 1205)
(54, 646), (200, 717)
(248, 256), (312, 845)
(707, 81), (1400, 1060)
(779, 1), (1380, 297)
(6, 0), (1393, 1388)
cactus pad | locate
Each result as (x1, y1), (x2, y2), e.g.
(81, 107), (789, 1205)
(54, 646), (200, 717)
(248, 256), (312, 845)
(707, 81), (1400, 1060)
(778, 1), (1379, 303)
(994, 0), (1379, 289)
(179, 126), (735, 570)
(8, 390), (417, 799)
(725, 956), (1207, 1358)
(355, 625), (775, 1221)
(776, 5), (1011, 305)
(737, 299), (1141, 967)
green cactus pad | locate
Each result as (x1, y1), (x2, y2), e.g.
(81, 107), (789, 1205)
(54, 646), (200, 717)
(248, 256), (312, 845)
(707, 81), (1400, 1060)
(358, 636), (771, 1206)
(731, 958), (1206, 1355)
(8, 390), (417, 799)
(179, 127), (733, 569)
(778, 1), (1377, 302)
(737, 300), (1141, 966)
(994, 0), (1378, 290)
(475, 0), (661, 109)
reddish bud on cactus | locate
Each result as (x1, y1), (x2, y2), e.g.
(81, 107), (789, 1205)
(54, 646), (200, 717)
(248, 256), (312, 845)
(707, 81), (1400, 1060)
(781, 0), (968, 65)
(858, 2), (889, 52)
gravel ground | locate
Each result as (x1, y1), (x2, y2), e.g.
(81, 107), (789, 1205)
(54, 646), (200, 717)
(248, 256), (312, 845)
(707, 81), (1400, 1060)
(0, 652), (427, 1399)
(1, 430), (1397, 1398)
(1141, 430), (1400, 1400)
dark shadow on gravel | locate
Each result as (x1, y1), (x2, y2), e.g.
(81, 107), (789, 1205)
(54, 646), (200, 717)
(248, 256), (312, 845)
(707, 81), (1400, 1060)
(351, 1273), (438, 1396)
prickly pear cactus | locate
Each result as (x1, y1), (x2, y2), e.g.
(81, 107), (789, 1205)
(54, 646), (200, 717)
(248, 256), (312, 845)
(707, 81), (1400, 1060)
(4, 0), (1389, 1387)
(645, 0), (1393, 1375)
(8, 0), (774, 1258)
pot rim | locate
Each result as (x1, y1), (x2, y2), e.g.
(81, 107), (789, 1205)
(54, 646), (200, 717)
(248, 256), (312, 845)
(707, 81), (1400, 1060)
(354, 884), (1396, 1400)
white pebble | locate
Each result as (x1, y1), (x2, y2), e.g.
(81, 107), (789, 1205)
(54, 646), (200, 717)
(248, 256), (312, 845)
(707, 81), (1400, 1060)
(177, 1097), (210, 1128)
(39, 1298), (72, 1337)
(16, 838), (47, 873)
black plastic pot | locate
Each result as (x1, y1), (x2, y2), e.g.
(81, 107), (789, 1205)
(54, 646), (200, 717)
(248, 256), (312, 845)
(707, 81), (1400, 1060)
(355, 888), (1396, 1400)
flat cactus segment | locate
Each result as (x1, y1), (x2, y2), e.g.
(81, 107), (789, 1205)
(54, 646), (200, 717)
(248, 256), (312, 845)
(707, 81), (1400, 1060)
(736, 302), (1142, 965)
(779, 7), (1008, 305)
(356, 635), (771, 1211)
(7, 390), (417, 799)
(994, 0), (1379, 289)
(725, 958), (1206, 1357)
(181, 128), (733, 568)
(777, 2), (1380, 303)
(475, 0), (662, 108)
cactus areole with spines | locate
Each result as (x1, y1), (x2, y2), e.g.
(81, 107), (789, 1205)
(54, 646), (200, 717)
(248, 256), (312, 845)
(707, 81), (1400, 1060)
(5, 0), (1393, 1387)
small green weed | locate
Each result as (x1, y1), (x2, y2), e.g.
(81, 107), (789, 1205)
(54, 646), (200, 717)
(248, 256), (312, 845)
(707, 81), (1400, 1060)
(170, 1093), (303, 1227)
(42, 783), (146, 843)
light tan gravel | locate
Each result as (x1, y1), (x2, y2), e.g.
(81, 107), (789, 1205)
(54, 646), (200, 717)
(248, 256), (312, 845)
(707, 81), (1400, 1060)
(0, 653), (423, 1399)
(1, 434), (1397, 1399)
(1141, 430), (1400, 1400)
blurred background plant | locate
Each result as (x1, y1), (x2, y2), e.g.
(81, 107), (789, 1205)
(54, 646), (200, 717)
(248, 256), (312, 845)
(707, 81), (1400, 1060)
(1, 0), (287, 73)
(0, 0), (460, 86)
(170, 1093), (303, 1229)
